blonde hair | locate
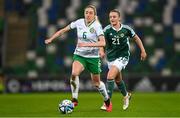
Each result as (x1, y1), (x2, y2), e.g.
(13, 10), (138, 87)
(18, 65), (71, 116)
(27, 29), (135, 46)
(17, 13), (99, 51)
(85, 5), (97, 16)
(85, 5), (99, 22)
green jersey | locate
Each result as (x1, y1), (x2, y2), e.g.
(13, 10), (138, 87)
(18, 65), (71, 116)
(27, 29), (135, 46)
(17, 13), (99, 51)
(104, 24), (135, 62)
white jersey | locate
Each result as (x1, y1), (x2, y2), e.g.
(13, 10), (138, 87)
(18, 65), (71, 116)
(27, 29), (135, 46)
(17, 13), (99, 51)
(70, 18), (104, 58)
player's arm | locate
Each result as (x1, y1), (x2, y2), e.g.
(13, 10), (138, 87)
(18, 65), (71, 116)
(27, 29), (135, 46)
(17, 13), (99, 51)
(99, 47), (105, 58)
(133, 34), (147, 61)
(78, 35), (106, 47)
(45, 25), (71, 44)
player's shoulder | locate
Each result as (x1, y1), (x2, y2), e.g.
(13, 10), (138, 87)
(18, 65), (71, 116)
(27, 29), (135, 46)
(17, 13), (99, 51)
(93, 20), (102, 26)
(72, 18), (84, 24)
(122, 24), (136, 37)
(122, 24), (134, 31)
(103, 24), (111, 32)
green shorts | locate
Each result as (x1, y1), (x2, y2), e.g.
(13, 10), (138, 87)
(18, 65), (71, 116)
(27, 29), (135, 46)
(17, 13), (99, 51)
(73, 54), (101, 74)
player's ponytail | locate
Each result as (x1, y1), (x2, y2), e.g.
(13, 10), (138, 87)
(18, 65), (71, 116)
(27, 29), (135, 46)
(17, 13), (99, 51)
(95, 15), (100, 23)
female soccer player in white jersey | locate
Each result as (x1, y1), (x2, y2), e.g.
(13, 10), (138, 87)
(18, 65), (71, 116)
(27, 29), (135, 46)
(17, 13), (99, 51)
(45, 5), (112, 112)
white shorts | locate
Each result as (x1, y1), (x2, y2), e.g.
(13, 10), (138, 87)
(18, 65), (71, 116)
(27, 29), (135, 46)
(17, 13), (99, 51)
(107, 57), (129, 71)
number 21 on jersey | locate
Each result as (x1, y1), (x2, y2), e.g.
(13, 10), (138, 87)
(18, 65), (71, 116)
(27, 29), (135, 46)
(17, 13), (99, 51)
(112, 37), (120, 45)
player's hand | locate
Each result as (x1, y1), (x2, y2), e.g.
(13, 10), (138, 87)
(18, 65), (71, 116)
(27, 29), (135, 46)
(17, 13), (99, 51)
(141, 51), (147, 61)
(99, 51), (105, 58)
(45, 39), (52, 44)
(99, 48), (105, 58)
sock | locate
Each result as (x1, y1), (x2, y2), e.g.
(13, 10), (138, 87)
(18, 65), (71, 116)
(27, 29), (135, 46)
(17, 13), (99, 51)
(104, 98), (110, 107)
(97, 81), (109, 101)
(107, 79), (115, 98)
(116, 80), (127, 96)
(70, 76), (79, 99)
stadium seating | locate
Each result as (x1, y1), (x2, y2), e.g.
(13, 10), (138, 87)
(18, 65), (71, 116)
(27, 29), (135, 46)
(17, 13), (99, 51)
(2, 0), (180, 78)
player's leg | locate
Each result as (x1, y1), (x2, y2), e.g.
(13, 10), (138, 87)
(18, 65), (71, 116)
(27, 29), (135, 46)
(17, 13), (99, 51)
(115, 68), (131, 110)
(70, 56), (85, 106)
(107, 65), (119, 98)
(87, 57), (112, 112)
(115, 72), (127, 97)
(91, 74), (112, 112)
(113, 57), (131, 110)
(100, 65), (119, 111)
(111, 57), (128, 97)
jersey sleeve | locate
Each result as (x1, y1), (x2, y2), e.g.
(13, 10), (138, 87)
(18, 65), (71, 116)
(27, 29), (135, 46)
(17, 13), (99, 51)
(103, 29), (107, 38)
(127, 25), (136, 38)
(70, 20), (77, 29)
(103, 25), (110, 39)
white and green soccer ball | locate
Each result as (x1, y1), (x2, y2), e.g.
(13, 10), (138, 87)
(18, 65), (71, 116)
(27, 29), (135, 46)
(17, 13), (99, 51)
(58, 99), (74, 114)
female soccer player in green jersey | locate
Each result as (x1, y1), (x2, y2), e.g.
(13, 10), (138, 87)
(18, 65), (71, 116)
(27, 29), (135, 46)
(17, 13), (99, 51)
(79, 9), (147, 111)
(100, 9), (147, 110)
(45, 5), (112, 112)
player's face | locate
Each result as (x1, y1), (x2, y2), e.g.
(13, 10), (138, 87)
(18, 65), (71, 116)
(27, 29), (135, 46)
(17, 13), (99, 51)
(109, 12), (120, 26)
(84, 8), (95, 23)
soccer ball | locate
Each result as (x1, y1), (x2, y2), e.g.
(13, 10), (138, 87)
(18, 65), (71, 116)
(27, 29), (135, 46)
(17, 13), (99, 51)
(58, 99), (74, 114)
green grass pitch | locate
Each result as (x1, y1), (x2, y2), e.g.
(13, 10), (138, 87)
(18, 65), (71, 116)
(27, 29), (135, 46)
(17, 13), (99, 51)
(0, 92), (180, 117)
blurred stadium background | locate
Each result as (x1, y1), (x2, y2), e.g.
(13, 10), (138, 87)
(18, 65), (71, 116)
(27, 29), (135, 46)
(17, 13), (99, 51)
(0, 0), (180, 93)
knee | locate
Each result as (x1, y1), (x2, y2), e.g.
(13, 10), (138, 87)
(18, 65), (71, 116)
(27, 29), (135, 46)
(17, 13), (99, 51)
(115, 79), (122, 85)
(115, 80), (120, 85)
(71, 73), (79, 81)
(107, 73), (115, 80)
(71, 70), (80, 77)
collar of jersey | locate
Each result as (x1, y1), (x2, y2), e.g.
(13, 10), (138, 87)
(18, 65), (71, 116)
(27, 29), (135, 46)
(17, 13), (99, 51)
(84, 19), (96, 27)
(111, 24), (123, 31)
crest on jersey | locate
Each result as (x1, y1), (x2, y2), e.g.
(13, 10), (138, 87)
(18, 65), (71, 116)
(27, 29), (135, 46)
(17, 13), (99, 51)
(90, 28), (95, 33)
(120, 33), (124, 37)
